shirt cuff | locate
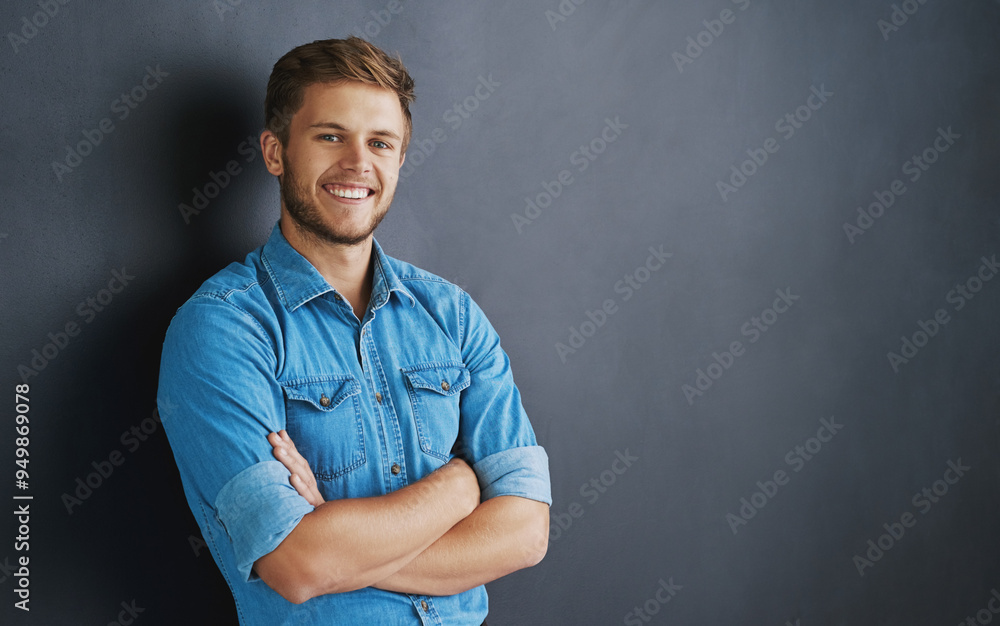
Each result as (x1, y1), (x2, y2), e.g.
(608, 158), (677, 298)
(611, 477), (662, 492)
(215, 461), (315, 582)
(473, 446), (552, 505)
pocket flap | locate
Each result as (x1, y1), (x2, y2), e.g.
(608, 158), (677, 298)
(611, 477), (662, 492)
(402, 363), (470, 396)
(281, 376), (360, 411)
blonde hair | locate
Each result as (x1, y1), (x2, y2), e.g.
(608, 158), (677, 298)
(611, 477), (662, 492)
(264, 36), (415, 150)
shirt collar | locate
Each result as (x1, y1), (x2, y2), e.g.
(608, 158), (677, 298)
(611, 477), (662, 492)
(260, 221), (415, 312)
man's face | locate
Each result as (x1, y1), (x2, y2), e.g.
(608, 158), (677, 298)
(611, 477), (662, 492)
(267, 81), (406, 247)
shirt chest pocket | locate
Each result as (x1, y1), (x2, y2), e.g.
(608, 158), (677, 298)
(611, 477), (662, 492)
(280, 376), (365, 481)
(401, 363), (470, 462)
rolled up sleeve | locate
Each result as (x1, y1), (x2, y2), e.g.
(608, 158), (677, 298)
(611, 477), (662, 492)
(215, 461), (315, 582)
(473, 445), (552, 504)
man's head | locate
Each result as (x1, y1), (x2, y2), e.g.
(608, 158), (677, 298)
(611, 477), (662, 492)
(261, 37), (414, 248)
(265, 37), (415, 152)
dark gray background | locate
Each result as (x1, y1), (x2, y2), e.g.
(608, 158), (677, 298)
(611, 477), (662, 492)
(2, 1), (998, 624)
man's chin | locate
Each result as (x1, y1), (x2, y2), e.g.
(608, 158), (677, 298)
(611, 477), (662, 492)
(288, 215), (380, 247)
(280, 185), (391, 247)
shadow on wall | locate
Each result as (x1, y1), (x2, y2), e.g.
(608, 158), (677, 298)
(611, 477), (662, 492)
(48, 72), (271, 622)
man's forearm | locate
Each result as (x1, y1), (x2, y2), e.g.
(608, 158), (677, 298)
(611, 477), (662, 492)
(372, 495), (550, 597)
(255, 458), (479, 604)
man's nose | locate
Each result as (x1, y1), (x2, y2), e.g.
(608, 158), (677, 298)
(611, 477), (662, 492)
(339, 140), (371, 172)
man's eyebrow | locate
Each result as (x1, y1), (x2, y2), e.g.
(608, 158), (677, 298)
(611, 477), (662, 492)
(371, 129), (401, 141)
(308, 122), (347, 131)
(308, 122), (401, 141)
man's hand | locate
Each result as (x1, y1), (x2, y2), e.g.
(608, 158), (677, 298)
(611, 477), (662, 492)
(269, 429), (480, 511)
(255, 432), (481, 602)
(268, 430), (546, 598)
(268, 429), (325, 506)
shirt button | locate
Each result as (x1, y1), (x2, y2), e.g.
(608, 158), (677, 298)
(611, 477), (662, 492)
(440, 381), (450, 391)
(319, 394), (330, 407)
(375, 391), (383, 404)
(391, 463), (401, 475)
(334, 293), (343, 301)
(420, 600), (429, 611)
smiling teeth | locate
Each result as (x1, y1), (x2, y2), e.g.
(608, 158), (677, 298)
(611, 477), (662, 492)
(329, 187), (369, 199)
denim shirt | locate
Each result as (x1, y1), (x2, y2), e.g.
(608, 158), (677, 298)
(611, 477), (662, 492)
(157, 223), (551, 626)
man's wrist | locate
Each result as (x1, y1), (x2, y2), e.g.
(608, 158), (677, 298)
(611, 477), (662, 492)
(432, 457), (480, 517)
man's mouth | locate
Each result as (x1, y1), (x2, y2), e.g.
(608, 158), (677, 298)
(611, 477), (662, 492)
(323, 184), (374, 199)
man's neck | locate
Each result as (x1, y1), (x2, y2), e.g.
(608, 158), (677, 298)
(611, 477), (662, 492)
(279, 217), (375, 320)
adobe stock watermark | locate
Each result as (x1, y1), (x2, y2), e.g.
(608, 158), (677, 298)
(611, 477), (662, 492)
(212, 0), (408, 31)
(354, 0), (406, 39)
(209, 0), (244, 21)
(681, 287), (800, 405)
(555, 245), (671, 363)
(179, 135), (262, 224)
(398, 74), (501, 181)
(51, 65), (169, 182)
(0, 556), (18, 585)
(852, 457), (970, 576)
(511, 115), (628, 233)
(17, 267), (136, 383)
(60, 401), (172, 515)
(9, 553), (28, 611)
(886, 254), (997, 373)
(180, 105), (295, 224)
(672, 0), (752, 73)
(107, 599), (145, 626)
(877, 0), (932, 41)
(842, 126), (959, 243)
(543, 0), (589, 31)
(726, 416), (844, 535)
(623, 577), (683, 625)
(188, 529), (209, 557)
(548, 449), (638, 543)
(957, 588), (1000, 626)
(6, 0), (72, 54)
(716, 85), (833, 202)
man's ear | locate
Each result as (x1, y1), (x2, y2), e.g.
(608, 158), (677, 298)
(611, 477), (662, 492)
(261, 130), (284, 177)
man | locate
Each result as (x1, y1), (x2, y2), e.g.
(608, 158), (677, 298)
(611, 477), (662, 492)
(157, 37), (551, 625)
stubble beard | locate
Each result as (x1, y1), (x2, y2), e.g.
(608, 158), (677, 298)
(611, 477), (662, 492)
(279, 155), (392, 247)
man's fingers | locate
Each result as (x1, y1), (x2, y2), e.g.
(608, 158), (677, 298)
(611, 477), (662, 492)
(278, 429), (296, 450)
(269, 431), (325, 505)
(290, 472), (322, 507)
(270, 431), (299, 461)
(272, 440), (304, 472)
(281, 445), (310, 473)
(290, 473), (323, 507)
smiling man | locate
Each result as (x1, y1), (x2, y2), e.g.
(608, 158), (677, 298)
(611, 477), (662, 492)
(157, 37), (551, 625)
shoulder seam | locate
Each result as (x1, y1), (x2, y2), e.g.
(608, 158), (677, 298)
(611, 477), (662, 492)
(185, 289), (277, 356)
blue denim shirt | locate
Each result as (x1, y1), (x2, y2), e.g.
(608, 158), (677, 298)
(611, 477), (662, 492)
(157, 223), (551, 625)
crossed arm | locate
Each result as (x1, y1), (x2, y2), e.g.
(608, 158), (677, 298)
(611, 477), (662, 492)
(253, 430), (550, 604)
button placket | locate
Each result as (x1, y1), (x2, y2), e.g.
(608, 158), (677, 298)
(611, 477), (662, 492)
(361, 319), (407, 491)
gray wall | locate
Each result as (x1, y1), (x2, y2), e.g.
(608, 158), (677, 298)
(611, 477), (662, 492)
(2, 1), (998, 624)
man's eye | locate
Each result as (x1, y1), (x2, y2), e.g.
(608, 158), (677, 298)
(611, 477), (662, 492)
(371, 140), (389, 149)
(320, 134), (341, 142)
